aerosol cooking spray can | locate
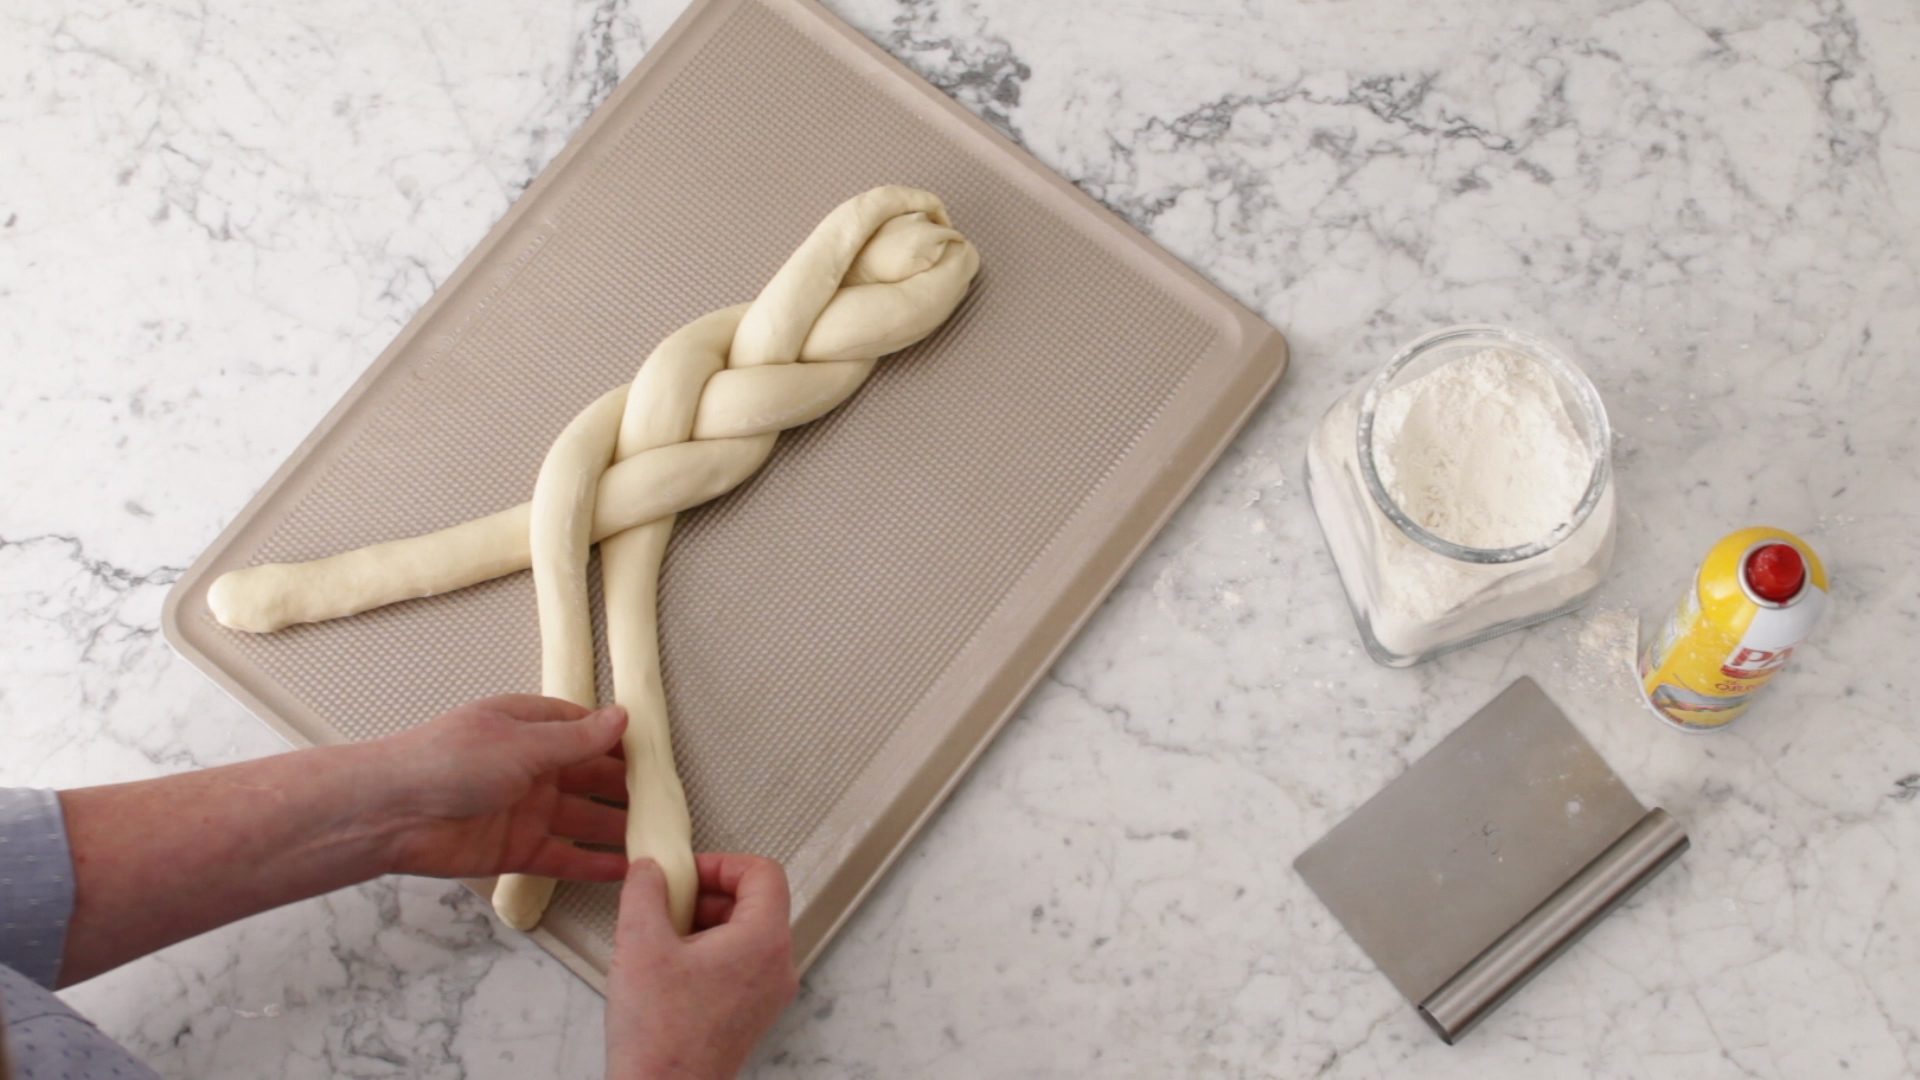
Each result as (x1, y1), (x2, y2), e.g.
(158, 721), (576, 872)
(1638, 526), (1828, 731)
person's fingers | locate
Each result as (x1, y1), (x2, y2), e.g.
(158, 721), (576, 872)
(557, 755), (628, 803)
(728, 858), (791, 933)
(693, 891), (736, 931)
(694, 850), (763, 893)
(522, 706), (628, 771)
(695, 851), (729, 888)
(614, 858), (680, 955)
(520, 838), (628, 882)
(692, 853), (791, 932)
(693, 851), (779, 896)
(478, 694), (595, 724)
(551, 795), (627, 847)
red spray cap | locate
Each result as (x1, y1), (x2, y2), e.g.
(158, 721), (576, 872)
(1744, 543), (1805, 604)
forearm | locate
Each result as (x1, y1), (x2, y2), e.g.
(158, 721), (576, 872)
(57, 742), (398, 986)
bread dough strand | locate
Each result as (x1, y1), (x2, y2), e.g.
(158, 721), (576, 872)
(206, 434), (778, 633)
(597, 308), (740, 934)
(491, 308), (740, 930)
(490, 387), (625, 930)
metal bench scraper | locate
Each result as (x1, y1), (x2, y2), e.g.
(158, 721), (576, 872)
(1294, 677), (1688, 1043)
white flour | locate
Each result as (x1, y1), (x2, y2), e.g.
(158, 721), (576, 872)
(1371, 348), (1592, 549)
(1565, 601), (1640, 694)
(1306, 341), (1617, 662)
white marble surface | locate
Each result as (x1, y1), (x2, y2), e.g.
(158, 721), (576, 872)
(4, 0), (1918, 1075)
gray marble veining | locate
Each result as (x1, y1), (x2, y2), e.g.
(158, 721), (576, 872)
(3, 0), (1917, 1076)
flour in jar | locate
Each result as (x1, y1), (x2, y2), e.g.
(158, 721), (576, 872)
(1371, 348), (1592, 549)
(1306, 332), (1616, 664)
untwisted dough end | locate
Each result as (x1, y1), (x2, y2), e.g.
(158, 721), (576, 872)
(208, 566), (290, 633)
(493, 874), (557, 931)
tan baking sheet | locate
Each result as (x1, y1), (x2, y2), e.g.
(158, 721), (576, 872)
(162, 0), (1288, 987)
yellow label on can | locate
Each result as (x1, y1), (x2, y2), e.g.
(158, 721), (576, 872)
(1639, 527), (1828, 730)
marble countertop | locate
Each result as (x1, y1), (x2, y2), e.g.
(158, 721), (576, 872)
(5, 0), (1917, 1075)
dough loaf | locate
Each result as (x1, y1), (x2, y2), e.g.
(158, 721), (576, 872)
(208, 187), (980, 933)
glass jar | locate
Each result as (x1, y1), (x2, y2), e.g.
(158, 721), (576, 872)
(1305, 325), (1616, 667)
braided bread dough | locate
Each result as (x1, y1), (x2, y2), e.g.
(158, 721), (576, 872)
(207, 186), (979, 931)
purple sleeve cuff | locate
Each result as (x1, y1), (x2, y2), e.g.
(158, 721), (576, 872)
(0, 789), (76, 989)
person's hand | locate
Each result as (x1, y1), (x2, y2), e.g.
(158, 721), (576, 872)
(359, 694), (632, 882)
(606, 853), (798, 1078)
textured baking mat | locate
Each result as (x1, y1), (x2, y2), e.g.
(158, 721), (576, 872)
(163, 0), (1288, 987)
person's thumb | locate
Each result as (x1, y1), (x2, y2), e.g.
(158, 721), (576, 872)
(525, 704), (627, 771)
(614, 857), (677, 956)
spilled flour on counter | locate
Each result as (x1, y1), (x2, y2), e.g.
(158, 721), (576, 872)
(1562, 601), (1640, 695)
(1372, 348), (1592, 549)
